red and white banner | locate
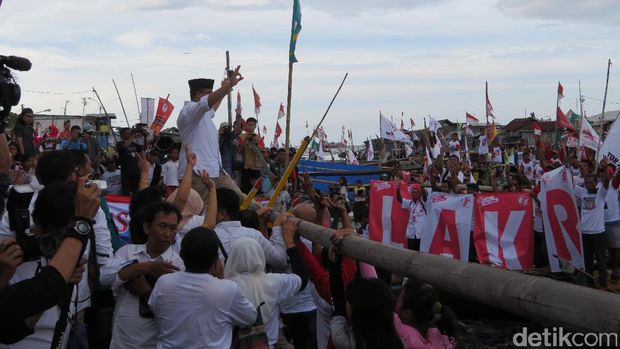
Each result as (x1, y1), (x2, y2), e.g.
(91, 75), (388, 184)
(106, 195), (131, 241)
(540, 166), (584, 272)
(150, 97), (175, 135)
(474, 193), (533, 270)
(421, 193), (474, 261)
(368, 180), (409, 247)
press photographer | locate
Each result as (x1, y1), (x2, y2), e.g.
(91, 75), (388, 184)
(0, 178), (100, 345)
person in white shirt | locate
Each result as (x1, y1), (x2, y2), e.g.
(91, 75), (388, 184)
(602, 164), (620, 283)
(448, 132), (460, 159)
(149, 227), (257, 349)
(224, 215), (309, 348)
(574, 172), (609, 288)
(162, 148), (179, 198)
(100, 201), (184, 349)
(176, 67), (250, 206)
(213, 188), (288, 267)
(101, 159), (122, 195)
(519, 152), (543, 184)
(395, 181), (429, 251)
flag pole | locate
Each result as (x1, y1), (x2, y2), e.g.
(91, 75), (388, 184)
(131, 73), (140, 118)
(485, 81), (489, 140)
(596, 59), (612, 155)
(226, 51), (233, 126)
(284, 62), (294, 168)
(554, 81), (560, 150)
(112, 78), (131, 128)
(577, 80), (585, 160)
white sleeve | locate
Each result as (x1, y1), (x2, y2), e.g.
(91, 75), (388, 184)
(263, 227), (288, 267)
(229, 284), (258, 327)
(597, 187), (608, 203)
(93, 207), (113, 266)
(180, 95), (213, 124)
(330, 316), (355, 349)
(0, 212), (15, 240)
(275, 274), (302, 304)
(99, 244), (130, 289)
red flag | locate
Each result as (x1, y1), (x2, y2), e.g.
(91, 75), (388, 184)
(275, 121), (282, 138)
(150, 98), (174, 135)
(556, 106), (576, 131)
(557, 82), (564, 102)
(252, 85), (261, 114)
(466, 112), (479, 123)
(277, 103), (285, 119)
(486, 95), (495, 119)
(532, 121), (542, 136)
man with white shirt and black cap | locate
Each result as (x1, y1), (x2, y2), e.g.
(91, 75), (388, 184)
(177, 67), (248, 205)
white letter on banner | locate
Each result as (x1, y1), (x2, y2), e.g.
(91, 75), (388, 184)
(382, 196), (393, 244)
(483, 210), (525, 269)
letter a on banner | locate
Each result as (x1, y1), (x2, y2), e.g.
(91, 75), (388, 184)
(474, 193), (533, 270)
(421, 193), (473, 261)
(540, 166), (584, 272)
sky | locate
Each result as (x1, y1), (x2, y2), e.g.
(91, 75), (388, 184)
(1, 0), (620, 145)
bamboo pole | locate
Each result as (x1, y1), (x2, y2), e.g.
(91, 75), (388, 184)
(226, 51), (233, 126)
(596, 59), (612, 155)
(276, 217), (620, 333)
(284, 62), (294, 168)
(112, 79), (131, 128)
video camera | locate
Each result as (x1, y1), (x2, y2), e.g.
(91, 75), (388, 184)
(0, 55), (31, 119)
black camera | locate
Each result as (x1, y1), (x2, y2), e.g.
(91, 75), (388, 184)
(0, 55), (31, 119)
(6, 188), (60, 261)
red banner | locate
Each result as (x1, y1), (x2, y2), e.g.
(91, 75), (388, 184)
(150, 97), (175, 135)
(474, 193), (533, 270)
(368, 180), (410, 247)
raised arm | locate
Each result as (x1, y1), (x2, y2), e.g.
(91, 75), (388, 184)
(207, 65), (244, 111)
(172, 144), (196, 211)
(199, 170), (217, 229)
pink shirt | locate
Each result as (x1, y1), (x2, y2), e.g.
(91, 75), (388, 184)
(393, 313), (455, 349)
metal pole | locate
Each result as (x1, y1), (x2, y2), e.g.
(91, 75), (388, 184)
(112, 79), (131, 128)
(597, 59), (612, 153)
(226, 51), (232, 126)
(131, 73), (140, 118)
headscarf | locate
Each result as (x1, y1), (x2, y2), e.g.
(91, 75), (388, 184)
(166, 188), (204, 229)
(224, 237), (281, 320)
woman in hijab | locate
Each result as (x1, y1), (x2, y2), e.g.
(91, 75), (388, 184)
(224, 215), (308, 348)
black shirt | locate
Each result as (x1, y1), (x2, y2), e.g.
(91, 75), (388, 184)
(13, 124), (37, 156)
(116, 141), (142, 176)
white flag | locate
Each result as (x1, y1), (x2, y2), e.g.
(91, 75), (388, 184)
(140, 97), (155, 125)
(597, 112), (620, 163)
(578, 118), (600, 151)
(405, 143), (413, 157)
(380, 113), (412, 145)
(347, 148), (359, 165)
(317, 140), (325, 162)
(428, 116), (441, 133)
(432, 133), (442, 158)
(367, 139), (374, 161)
(424, 144), (433, 174)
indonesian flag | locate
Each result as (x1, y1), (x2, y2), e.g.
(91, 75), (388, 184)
(150, 98), (175, 135)
(486, 95), (495, 119)
(556, 107), (576, 131)
(277, 103), (285, 120)
(252, 85), (261, 114)
(533, 121), (542, 136)
(367, 139), (374, 161)
(466, 112), (479, 124)
(557, 82), (564, 102)
(274, 121), (282, 139)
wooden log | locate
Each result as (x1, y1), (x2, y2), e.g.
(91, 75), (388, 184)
(283, 217), (620, 334)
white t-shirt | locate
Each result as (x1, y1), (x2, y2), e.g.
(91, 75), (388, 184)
(177, 96), (222, 178)
(101, 169), (122, 195)
(401, 191), (430, 239)
(214, 221), (288, 268)
(441, 168), (464, 183)
(520, 160), (543, 183)
(492, 147), (503, 163)
(448, 140), (460, 159)
(162, 160), (179, 186)
(100, 244), (184, 349)
(478, 135), (489, 155)
(149, 272), (257, 349)
(574, 186), (607, 234)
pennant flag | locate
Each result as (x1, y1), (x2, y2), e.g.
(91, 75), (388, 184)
(405, 143), (413, 157)
(597, 112), (620, 163)
(428, 116), (441, 133)
(466, 112), (479, 124)
(367, 139), (374, 161)
(289, 0), (302, 63)
(150, 98), (175, 135)
(317, 140), (325, 162)
(577, 118), (600, 151)
(557, 82), (564, 102)
(380, 113), (413, 145)
(533, 121), (542, 136)
(410, 117), (415, 128)
(347, 148), (359, 165)
(486, 95), (495, 119)
(277, 103), (286, 119)
(556, 106), (576, 131)
(252, 85), (261, 114)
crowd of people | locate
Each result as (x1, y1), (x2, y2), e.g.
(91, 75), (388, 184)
(0, 66), (457, 349)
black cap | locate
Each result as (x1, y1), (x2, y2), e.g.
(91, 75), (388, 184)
(188, 78), (214, 91)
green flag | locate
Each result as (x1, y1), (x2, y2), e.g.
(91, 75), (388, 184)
(289, 0), (302, 63)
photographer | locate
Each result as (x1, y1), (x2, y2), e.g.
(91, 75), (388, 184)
(239, 117), (263, 193)
(0, 178), (100, 345)
(116, 128), (143, 195)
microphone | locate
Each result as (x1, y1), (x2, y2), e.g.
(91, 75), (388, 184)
(0, 55), (32, 71)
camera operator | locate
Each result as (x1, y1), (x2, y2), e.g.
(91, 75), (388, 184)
(117, 128), (144, 195)
(0, 178), (100, 345)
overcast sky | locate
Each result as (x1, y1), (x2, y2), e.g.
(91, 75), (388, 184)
(1, 0), (619, 144)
